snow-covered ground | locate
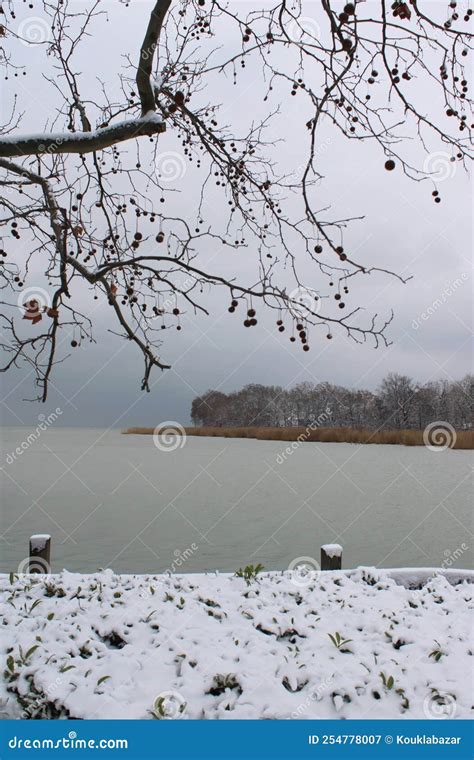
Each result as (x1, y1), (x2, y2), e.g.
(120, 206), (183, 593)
(1, 568), (472, 720)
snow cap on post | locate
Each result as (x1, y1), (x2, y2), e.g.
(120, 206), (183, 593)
(321, 543), (343, 571)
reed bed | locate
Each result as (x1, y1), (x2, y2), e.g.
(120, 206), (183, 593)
(123, 426), (474, 449)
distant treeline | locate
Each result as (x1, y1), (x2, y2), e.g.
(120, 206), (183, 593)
(190, 373), (473, 430)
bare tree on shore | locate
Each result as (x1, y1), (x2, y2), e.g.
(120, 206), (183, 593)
(191, 374), (474, 430)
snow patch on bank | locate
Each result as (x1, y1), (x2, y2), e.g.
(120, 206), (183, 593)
(1, 569), (472, 720)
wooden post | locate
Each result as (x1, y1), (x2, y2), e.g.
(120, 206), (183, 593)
(321, 543), (342, 571)
(29, 534), (51, 573)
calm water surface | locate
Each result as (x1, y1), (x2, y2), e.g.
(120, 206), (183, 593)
(0, 427), (472, 573)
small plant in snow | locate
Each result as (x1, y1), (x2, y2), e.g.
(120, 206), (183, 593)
(380, 672), (395, 690)
(328, 632), (353, 652)
(429, 641), (445, 662)
(379, 672), (409, 709)
(5, 644), (40, 679)
(207, 673), (243, 696)
(4, 644), (68, 719)
(235, 564), (264, 585)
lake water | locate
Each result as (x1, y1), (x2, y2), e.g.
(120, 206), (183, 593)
(0, 427), (472, 574)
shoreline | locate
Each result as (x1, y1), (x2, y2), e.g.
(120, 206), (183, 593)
(122, 425), (474, 449)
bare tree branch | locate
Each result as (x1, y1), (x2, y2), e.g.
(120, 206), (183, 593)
(0, 0), (472, 400)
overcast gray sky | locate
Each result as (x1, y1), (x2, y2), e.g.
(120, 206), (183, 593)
(1, 0), (472, 428)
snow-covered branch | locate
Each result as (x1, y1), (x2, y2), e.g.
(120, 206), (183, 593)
(0, 114), (165, 158)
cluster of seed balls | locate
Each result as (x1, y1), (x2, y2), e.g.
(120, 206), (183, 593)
(445, 1), (473, 26)
(290, 323), (310, 352)
(228, 301), (312, 351)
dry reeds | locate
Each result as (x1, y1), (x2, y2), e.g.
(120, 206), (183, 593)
(122, 426), (474, 449)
